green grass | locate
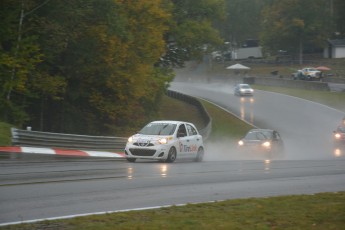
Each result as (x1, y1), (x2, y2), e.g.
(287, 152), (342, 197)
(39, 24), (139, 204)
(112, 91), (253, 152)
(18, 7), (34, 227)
(158, 96), (206, 130)
(252, 85), (345, 112)
(201, 100), (252, 141)
(2, 192), (344, 230)
(0, 122), (13, 146)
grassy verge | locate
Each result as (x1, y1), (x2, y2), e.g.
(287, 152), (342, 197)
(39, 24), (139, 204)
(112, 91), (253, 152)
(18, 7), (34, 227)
(253, 85), (345, 112)
(201, 100), (252, 141)
(2, 192), (344, 230)
(0, 122), (13, 146)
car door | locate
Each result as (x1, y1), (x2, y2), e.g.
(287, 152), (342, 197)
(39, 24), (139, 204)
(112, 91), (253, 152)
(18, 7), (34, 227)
(176, 124), (190, 157)
(185, 123), (200, 157)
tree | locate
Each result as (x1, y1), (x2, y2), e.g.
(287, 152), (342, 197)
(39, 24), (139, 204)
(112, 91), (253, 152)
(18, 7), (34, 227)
(219, 0), (268, 47)
(332, 0), (345, 38)
(260, 0), (333, 64)
(159, 0), (225, 67)
(1, 0), (225, 135)
(0, 0), (62, 126)
(31, 0), (172, 135)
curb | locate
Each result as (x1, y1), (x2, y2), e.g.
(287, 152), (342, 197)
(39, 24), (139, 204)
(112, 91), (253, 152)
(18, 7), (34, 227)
(0, 146), (125, 158)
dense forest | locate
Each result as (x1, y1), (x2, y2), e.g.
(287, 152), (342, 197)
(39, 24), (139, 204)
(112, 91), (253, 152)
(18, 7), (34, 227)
(1, 0), (344, 135)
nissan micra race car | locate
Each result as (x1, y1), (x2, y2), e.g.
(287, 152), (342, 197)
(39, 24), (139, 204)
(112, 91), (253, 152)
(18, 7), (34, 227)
(124, 120), (204, 163)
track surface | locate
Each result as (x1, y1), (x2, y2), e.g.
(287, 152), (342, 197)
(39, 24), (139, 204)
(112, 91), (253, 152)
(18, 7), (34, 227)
(1, 66), (345, 225)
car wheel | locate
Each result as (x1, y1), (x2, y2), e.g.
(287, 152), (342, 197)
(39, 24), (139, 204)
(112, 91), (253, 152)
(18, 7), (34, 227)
(126, 158), (136, 162)
(165, 147), (177, 163)
(195, 147), (204, 162)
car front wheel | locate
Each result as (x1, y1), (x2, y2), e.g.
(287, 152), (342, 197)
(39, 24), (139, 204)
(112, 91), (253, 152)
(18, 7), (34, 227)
(165, 147), (177, 163)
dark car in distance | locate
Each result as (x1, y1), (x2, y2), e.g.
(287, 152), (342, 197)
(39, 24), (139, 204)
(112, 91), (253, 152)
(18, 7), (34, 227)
(333, 125), (345, 147)
(238, 129), (284, 158)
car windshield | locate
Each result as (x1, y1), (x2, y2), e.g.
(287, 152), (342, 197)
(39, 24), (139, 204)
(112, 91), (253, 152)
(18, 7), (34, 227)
(337, 126), (345, 133)
(245, 131), (272, 140)
(139, 123), (177, 135)
(240, 85), (251, 89)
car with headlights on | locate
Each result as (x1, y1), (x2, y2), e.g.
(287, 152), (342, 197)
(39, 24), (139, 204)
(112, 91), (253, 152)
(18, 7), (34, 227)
(238, 129), (284, 158)
(333, 125), (345, 147)
(124, 120), (204, 163)
(234, 84), (254, 96)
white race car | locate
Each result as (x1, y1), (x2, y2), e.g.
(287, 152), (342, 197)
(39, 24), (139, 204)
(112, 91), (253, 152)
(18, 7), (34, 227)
(124, 120), (204, 163)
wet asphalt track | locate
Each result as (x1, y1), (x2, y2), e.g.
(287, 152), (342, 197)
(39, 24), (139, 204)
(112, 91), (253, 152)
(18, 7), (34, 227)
(1, 75), (345, 225)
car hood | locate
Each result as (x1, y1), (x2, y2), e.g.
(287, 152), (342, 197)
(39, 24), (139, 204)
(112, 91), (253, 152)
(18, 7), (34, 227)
(132, 134), (171, 142)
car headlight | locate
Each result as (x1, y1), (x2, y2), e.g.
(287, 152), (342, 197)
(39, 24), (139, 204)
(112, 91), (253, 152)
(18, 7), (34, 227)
(158, 138), (168, 144)
(238, 140), (244, 146)
(334, 133), (341, 139)
(127, 136), (133, 143)
(262, 141), (271, 148)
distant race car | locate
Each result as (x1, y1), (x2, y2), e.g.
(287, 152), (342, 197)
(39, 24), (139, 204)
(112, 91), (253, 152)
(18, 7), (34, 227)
(234, 84), (254, 96)
(333, 125), (345, 147)
(238, 129), (284, 158)
(124, 120), (204, 163)
(293, 67), (322, 81)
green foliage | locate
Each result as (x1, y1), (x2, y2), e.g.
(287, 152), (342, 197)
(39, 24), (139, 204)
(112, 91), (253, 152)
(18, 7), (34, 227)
(0, 122), (12, 146)
(333, 0), (345, 37)
(260, 0), (333, 58)
(219, 0), (268, 45)
(160, 0), (225, 67)
(7, 192), (345, 229)
(0, 0), (227, 135)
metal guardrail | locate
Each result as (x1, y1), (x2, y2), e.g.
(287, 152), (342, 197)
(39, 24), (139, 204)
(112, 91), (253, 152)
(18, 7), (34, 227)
(166, 90), (212, 139)
(11, 90), (212, 150)
(11, 128), (128, 151)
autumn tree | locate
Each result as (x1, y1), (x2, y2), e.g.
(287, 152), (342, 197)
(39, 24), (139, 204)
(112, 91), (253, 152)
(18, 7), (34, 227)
(31, 0), (172, 135)
(219, 0), (268, 47)
(160, 0), (225, 67)
(260, 0), (333, 64)
(1, 0), (226, 135)
(0, 0), (65, 127)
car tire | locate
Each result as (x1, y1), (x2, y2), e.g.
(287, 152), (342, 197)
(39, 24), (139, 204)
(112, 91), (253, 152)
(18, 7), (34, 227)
(126, 158), (136, 162)
(165, 147), (177, 163)
(195, 147), (204, 162)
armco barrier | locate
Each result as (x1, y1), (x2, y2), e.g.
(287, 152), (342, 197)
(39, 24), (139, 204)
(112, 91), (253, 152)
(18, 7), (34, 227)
(166, 90), (212, 140)
(11, 128), (128, 151)
(11, 90), (212, 149)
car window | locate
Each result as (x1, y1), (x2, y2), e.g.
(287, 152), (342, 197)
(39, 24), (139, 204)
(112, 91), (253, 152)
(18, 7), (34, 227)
(245, 131), (272, 140)
(139, 123), (176, 135)
(260, 130), (273, 139)
(338, 126), (345, 132)
(186, 124), (198, 136)
(256, 132), (267, 140)
(177, 124), (187, 137)
(245, 131), (259, 140)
